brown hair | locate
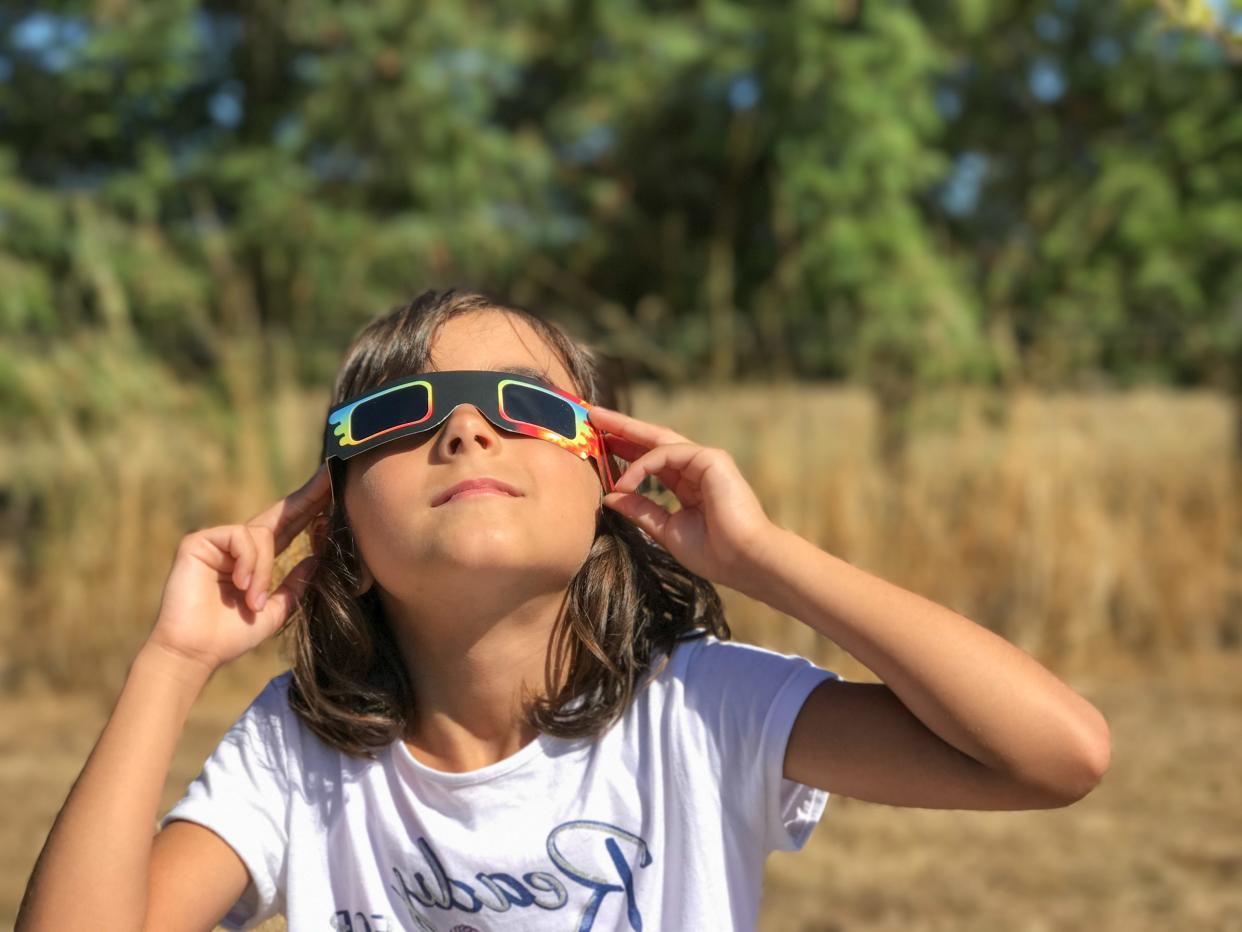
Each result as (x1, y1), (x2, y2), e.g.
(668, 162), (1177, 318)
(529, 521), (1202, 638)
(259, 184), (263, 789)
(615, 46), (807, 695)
(282, 287), (730, 759)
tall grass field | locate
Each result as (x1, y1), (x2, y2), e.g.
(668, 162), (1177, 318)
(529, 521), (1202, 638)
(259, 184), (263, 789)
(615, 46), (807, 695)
(3, 377), (1238, 928)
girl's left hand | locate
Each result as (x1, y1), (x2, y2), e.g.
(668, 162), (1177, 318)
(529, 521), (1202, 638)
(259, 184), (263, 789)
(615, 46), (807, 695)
(587, 405), (779, 589)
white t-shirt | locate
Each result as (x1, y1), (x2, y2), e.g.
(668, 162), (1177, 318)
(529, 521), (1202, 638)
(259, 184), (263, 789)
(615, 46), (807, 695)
(160, 633), (841, 931)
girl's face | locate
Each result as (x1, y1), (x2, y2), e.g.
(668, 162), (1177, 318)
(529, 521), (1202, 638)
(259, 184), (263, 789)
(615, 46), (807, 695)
(342, 310), (603, 605)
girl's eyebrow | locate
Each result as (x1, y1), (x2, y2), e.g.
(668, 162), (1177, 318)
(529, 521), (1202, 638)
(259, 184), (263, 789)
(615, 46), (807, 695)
(487, 364), (582, 399)
(491, 364), (553, 383)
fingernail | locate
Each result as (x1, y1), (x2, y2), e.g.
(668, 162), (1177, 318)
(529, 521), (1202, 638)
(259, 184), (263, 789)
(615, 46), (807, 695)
(240, 573), (252, 589)
(255, 591), (268, 610)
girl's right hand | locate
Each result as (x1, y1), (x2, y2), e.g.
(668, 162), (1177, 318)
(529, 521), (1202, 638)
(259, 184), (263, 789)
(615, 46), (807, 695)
(145, 463), (334, 676)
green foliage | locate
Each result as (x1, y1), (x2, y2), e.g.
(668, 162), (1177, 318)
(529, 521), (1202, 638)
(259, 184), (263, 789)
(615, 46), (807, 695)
(919, 0), (1242, 388)
(0, 0), (1238, 405)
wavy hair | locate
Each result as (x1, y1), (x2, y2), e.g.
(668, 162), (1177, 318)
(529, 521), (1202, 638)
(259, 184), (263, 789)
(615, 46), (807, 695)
(282, 287), (730, 759)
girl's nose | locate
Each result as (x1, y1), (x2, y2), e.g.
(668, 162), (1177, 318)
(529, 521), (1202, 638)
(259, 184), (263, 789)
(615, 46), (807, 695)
(439, 403), (500, 453)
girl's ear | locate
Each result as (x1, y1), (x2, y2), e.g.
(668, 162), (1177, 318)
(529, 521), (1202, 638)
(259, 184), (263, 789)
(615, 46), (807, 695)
(354, 560), (374, 596)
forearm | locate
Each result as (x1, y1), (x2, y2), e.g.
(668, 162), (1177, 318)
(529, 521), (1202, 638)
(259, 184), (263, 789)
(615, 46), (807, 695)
(17, 641), (213, 932)
(740, 526), (1110, 797)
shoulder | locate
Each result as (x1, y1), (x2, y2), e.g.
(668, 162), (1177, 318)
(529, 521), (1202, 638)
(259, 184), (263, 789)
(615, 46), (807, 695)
(223, 671), (297, 761)
(248, 671), (373, 772)
(266, 669), (294, 698)
(649, 631), (840, 711)
(248, 670), (294, 722)
(662, 631), (833, 682)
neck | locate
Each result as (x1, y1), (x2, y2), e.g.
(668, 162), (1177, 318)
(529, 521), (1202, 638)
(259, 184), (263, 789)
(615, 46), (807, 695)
(379, 583), (569, 773)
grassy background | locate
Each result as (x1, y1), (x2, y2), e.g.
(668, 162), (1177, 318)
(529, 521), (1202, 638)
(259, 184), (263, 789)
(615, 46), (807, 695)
(4, 381), (1240, 928)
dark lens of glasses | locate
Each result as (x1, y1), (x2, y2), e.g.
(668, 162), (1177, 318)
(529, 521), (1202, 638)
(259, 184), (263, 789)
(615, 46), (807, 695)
(352, 383), (431, 442)
(501, 382), (577, 439)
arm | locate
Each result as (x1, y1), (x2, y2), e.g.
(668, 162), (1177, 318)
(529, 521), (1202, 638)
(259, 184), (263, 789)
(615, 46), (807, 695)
(16, 643), (217, 931)
(582, 406), (1109, 809)
(18, 465), (330, 930)
(742, 526), (1111, 808)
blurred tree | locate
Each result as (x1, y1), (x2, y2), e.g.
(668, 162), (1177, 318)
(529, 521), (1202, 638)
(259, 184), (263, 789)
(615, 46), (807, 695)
(0, 0), (1236, 406)
(914, 0), (1242, 394)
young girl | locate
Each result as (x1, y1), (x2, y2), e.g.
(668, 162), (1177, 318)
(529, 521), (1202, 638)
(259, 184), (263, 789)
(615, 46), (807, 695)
(19, 288), (1110, 932)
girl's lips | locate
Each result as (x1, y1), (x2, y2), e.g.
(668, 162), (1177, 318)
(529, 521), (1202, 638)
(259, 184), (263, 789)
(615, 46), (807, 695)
(443, 488), (518, 503)
(433, 476), (523, 506)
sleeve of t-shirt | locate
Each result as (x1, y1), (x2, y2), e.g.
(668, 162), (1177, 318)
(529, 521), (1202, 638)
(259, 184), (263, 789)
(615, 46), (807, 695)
(158, 672), (293, 929)
(681, 636), (841, 854)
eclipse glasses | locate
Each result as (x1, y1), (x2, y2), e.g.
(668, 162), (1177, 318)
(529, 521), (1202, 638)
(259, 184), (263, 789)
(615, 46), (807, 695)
(322, 369), (620, 504)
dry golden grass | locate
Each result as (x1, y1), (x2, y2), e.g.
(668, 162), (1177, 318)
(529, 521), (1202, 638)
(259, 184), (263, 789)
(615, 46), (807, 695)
(3, 378), (1240, 928)
(760, 647), (1242, 931)
(3, 378), (1236, 693)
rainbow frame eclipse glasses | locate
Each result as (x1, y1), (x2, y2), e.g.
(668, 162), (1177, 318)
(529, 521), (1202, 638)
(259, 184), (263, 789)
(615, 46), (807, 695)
(322, 369), (620, 504)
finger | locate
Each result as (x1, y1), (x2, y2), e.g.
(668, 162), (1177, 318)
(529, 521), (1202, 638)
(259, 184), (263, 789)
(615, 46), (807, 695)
(246, 525), (275, 612)
(614, 451), (684, 497)
(599, 433), (695, 486)
(613, 443), (704, 495)
(599, 433), (651, 464)
(229, 525), (259, 593)
(602, 491), (672, 540)
(587, 405), (691, 447)
(247, 463), (334, 554)
(263, 554), (319, 626)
